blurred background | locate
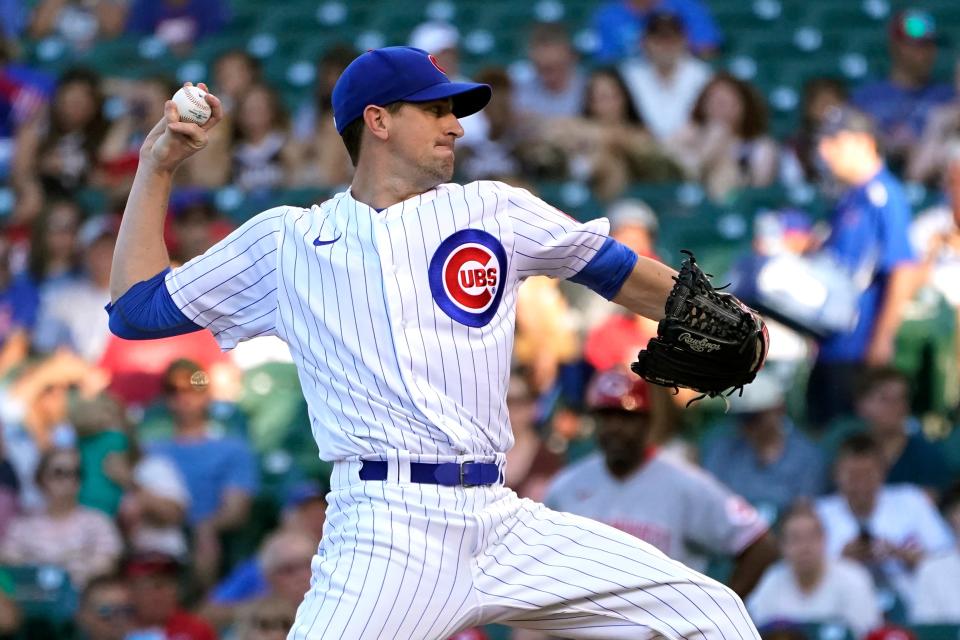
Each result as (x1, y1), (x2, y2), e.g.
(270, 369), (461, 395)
(0, 0), (960, 639)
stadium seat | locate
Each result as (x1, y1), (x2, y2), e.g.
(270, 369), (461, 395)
(910, 625), (960, 640)
(6, 565), (78, 639)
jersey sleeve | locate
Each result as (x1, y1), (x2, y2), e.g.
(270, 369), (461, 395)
(681, 464), (768, 556)
(165, 207), (286, 350)
(498, 183), (611, 281)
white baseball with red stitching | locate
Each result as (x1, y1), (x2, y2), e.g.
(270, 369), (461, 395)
(172, 85), (211, 125)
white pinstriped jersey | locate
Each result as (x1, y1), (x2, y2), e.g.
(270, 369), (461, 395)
(165, 181), (609, 461)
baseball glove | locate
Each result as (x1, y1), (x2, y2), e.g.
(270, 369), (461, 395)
(631, 251), (769, 403)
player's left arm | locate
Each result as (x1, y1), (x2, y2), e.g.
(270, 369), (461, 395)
(497, 183), (675, 319)
(610, 256), (676, 322)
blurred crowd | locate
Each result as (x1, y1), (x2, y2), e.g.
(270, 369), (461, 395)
(0, 0), (959, 639)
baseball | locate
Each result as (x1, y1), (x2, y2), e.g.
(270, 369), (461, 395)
(172, 85), (211, 125)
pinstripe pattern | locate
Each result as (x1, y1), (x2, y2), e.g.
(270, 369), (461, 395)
(163, 181), (759, 640)
(286, 461), (760, 640)
(165, 181), (606, 461)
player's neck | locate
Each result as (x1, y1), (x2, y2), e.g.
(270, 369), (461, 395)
(350, 163), (432, 210)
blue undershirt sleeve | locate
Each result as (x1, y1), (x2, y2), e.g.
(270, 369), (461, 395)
(105, 268), (204, 339)
(568, 237), (638, 300)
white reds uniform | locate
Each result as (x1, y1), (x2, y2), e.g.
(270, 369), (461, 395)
(545, 450), (769, 573)
(165, 181), (760, 640)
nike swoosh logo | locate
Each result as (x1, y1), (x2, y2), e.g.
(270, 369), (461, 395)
(313, 234), (342, 246)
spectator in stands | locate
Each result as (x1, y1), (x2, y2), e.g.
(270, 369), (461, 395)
(748, 502), (882, 638)
(545, 370), (778, 597)
(289, 45), (356, 189)
(33, 213), (117, 362)
(71, 392), (130, 517)
(910, 142), (960, 326)
(25, 197), (82, 291)
(0, 350), (106, 510)
(148, 359), (259, 587)
(907, 59), (960, 185)
(0, 235), (36, 377)
(503, 368), (562, 502)
(28, 0), (127, 52)
(512, 22), (587, 119)
(912, 483), (960, 622)
(619, 11), (713, 142)
(125, 552), (217, 640)
(12, 67), (108, 211)
(851, 8), (954, 173)
(822, 367), (952, 497)
(701, 372), (826, 523)
(116, 438), (191, 559)
(665, 72), (778, 201)
(816, 434), (954, 614)
(1, 447), (123, 588)
(98, 327), (232, 409)
(591, 0), (721, 62)
(457, 67), (528, 181)
(230, 82), (295, 193)
(0, 428), (19, 539)
(536, 67), (679, 199)
(125, 0), (229, 52)
(212, 49), (261, 116)
(167, 190), (233, 264)
(202, 527), (317, 629)
(805, 107), (919, 427)
(235, 595), (295, 640)
(781, 77), (849, 189)
(76, 573), (135, 640)
(0, 39), (51, 183)
(100, 75), (178, 191)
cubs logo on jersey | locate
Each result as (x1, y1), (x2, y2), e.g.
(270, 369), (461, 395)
(428, 229), (507, 328)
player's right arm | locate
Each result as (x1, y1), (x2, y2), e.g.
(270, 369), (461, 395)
(110, 82), (223, 302)
(108, 84), (283, 349)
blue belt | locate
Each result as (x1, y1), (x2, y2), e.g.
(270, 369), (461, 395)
(359, 460), (501, 487)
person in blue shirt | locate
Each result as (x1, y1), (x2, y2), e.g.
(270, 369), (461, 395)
(147, 359), (259, 588)
(806, 107), (919, 428)
(591, 0), (721, 62)
(851, 9), (954, 173)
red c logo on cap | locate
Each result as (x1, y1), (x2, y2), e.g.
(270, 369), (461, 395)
(428, 54), (447, 74)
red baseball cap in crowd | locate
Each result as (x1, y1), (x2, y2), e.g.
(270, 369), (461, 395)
(586, 369), (650, 413)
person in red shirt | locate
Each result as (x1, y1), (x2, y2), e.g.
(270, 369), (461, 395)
(126, 552), (217, 640)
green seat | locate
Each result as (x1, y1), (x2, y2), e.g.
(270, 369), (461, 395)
(910, 625), (960, 640)
(3, 565), (78, 627)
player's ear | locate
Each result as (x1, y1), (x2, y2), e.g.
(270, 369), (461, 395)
(363, 105), (391, 142)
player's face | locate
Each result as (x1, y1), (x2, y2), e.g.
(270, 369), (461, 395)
(388, 99), (464, 187)
(595, 410), (649, 478)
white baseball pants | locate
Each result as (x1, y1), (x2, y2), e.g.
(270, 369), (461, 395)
(288, 454), (760, 640)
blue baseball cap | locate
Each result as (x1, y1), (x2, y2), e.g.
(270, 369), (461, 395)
(331, 46), (492, 134)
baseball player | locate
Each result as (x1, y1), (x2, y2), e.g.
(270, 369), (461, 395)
(107, 47), (763, 639)
(545, 370), (778, 597)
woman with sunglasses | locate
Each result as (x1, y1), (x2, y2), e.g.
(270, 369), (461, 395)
(0, 447), (122, 588)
